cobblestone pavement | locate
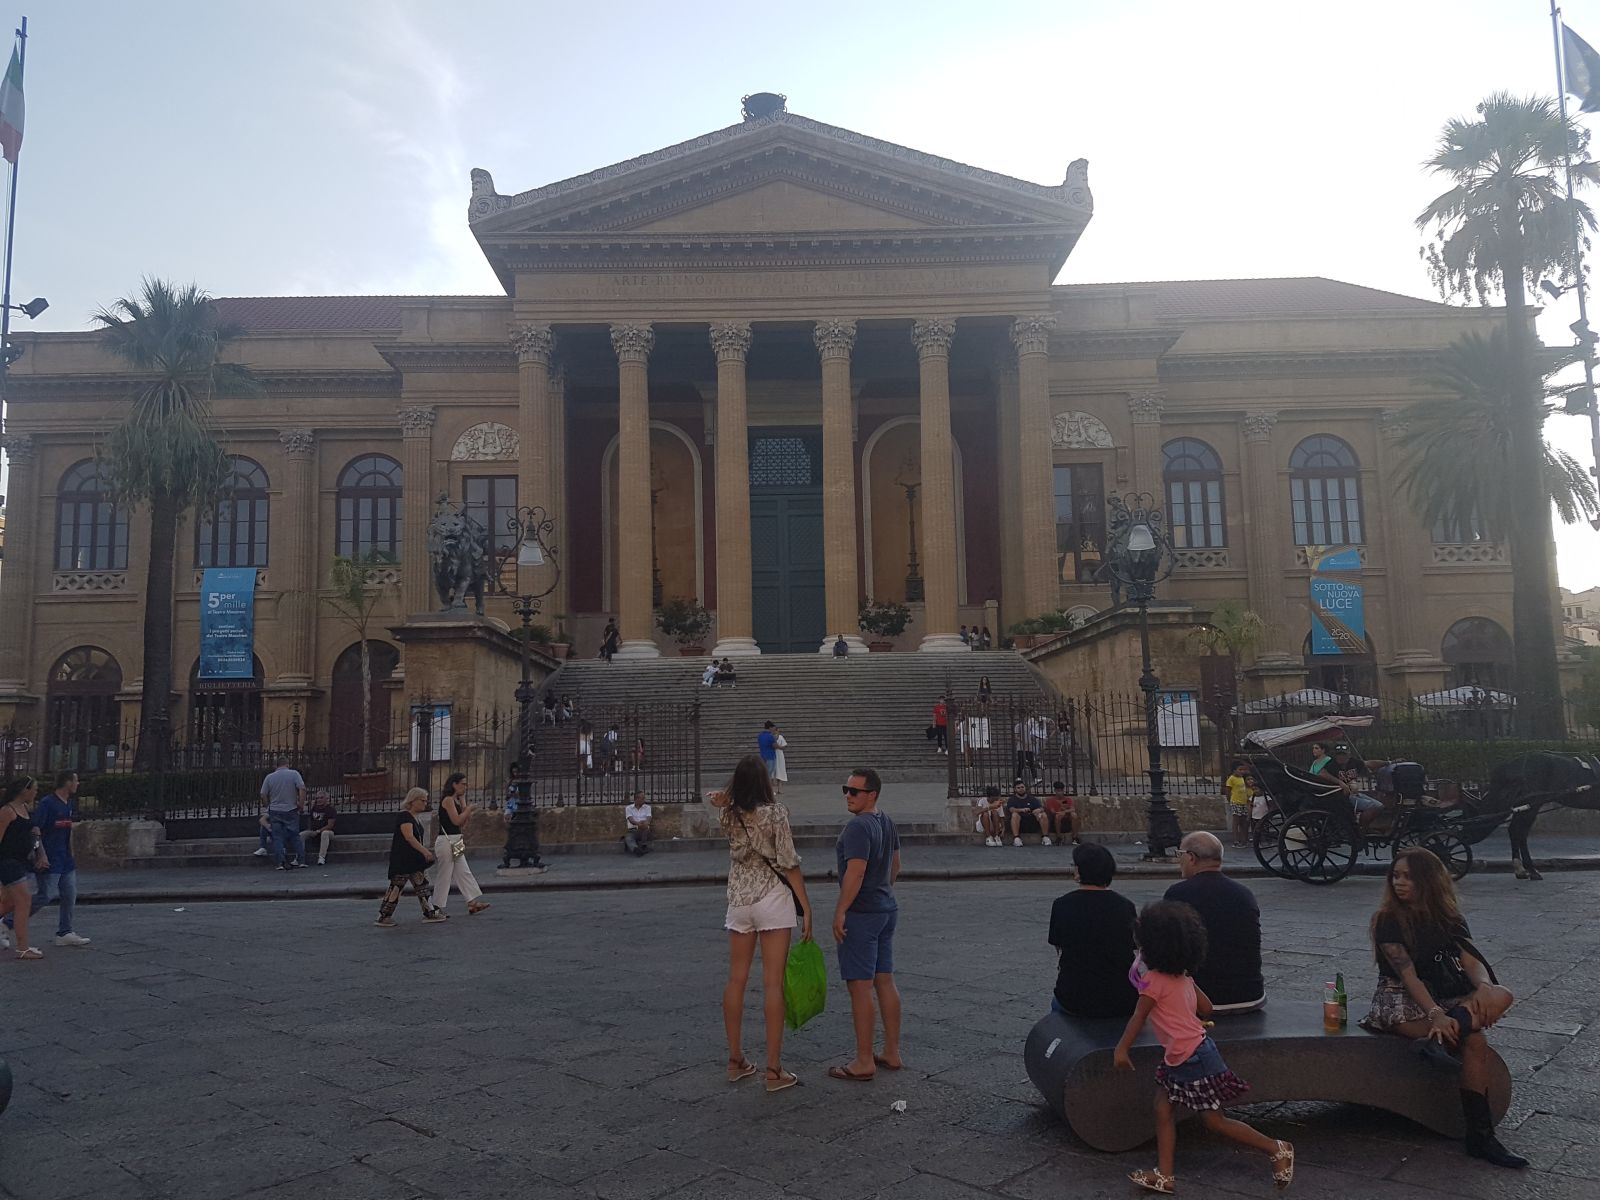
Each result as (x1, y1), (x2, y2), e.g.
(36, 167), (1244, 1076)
(1, 872), (1596, 1199)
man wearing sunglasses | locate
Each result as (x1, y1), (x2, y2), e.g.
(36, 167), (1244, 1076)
(828, 769), (902, 1082)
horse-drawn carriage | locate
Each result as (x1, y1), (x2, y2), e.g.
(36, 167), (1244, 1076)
(1237, 716), (1584, 885)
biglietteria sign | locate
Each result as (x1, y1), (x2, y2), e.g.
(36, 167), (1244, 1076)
(1307, 546), (1365, 655)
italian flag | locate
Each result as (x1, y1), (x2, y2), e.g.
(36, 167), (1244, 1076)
(0, 45), (21, 164)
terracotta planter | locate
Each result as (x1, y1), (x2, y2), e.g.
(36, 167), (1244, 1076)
(868, 640), (895, 653)
(343, 769), (390, 805)
(678, 645), (707, 657)
(550, 642), (571, 660)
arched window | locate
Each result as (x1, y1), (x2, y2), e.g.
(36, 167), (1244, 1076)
(336, 455), (403, 560)
(188, 654), (264, 760)
(1162, 438), (1226, 549)
(1301, 632), (1378, 698)
(197, 457), (270, 568)
(1289, 436), (1363, 545)
(55, 461), (129, 571)
(1442, 617), (1514, 690)
(45, 647), (123, 771)
(329, 641), (400, 765)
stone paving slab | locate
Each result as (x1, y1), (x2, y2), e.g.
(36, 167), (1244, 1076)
(1, 871), (1598, 1199)
(58, 832), (1600, 905)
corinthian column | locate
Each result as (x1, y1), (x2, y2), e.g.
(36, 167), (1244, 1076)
(277, 428), (318, 685)
(610, 323), (660, 659)
(511, 322), (554, 505)
(912, 318), (968, 652)
(1240, 411), (1297, 667)
(815, 319), (866, 653)
(1012, 315), (1057, 618)
(994, 362), (1023, 629)
(1128, 388), (1166, 495)
(548, 361), (570, 620)
(398, 406), (437, 616)
(709, 322), (759, 656)
(0, 434), (38, 692)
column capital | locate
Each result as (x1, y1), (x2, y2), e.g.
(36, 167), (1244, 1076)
(1127, 389), (1167, 424)
(812, 318), (857, 359)
(1241, 410), (1278, 443)
(1010, 314), (1056, 356)
(510, 322), (555, 364)
(610, 323), (655, 363)
(911, 317), (957, 356)
(1, 432), (35, 465)
(708, 321), (753, 362)
(277, 428), (316, 459)
(398, 406), (437, 438)
(1378, 407), (1411, 440)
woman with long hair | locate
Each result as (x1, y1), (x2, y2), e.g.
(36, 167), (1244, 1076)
(0, 776), (43, 958)
(708, 754), (813, 1092)
(1361, 848), (1524, 1168)
(432, 772), (489, 915)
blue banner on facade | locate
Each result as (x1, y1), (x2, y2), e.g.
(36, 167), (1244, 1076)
(1305, 545), (1362, 573)
(198, 567), (258, 679)
(1310, 574), (1366, 655)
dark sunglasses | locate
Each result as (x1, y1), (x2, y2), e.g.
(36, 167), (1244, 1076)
(842, 785), (873, 797)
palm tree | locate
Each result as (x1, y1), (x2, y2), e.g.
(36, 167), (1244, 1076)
(94, 280), (256, 768)
(1417, 93), (1600, 736)
(1397, 329), (1598, 536)
(1191, 599), (1270, 763)
(322, 554), (398, 773)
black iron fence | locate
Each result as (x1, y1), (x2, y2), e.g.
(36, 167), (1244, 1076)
(948, 690), (1600, 799)
(0, 694), (703, 822)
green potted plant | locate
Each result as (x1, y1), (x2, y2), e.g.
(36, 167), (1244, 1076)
(1007, 609), (1081, 650)
(551, 613), (572, 660)
(655, 596), (713, 656)
(859, 597), (912, 651)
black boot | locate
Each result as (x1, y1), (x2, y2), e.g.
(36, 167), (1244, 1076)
(1460, 1089), (1527, 1169)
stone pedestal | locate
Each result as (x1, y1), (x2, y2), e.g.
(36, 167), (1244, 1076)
(390, 614), (543, 717)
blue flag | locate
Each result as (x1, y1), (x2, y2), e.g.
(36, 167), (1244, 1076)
(198, 568), (258, 679)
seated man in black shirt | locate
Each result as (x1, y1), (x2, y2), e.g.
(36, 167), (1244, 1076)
(1004, 778), (1051, 847)
(1163, 831), (1265, 1011)
(1047, 842), (1137, 1017)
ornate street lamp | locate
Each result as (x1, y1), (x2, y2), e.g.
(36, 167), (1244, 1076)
(1103, 491), (1183, 859)
(486, 504), (561, 870)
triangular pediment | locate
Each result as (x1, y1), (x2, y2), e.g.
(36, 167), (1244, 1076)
(470, 111), (1091, 238)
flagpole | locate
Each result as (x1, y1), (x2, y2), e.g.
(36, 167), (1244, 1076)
(1551, 1), (1600, 520)
(0, 14), (25, 439)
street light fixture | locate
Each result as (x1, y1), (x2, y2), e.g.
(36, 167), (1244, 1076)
(1103, 491), (1184, 859)
(491, 504), (561, 868)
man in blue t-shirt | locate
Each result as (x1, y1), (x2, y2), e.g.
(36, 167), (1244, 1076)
(757, 722), (777, 774)
(828, 767), (903, 1082)
(34, 769), (90, 946)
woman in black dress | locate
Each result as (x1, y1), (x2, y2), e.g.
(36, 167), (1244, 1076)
(0, 776), (42, 958)
(1360, 847), (1524, 1168)
(375, 787), (448, 927)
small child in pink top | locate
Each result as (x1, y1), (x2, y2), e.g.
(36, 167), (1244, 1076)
(1114, 901), (1294, 1195)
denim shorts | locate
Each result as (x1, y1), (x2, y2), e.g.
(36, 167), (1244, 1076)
(1351, 793), (1383, 813)
(837, 908), (897, 981)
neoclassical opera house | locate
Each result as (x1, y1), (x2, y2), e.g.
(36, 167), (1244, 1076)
(0, 93), (1521, 760)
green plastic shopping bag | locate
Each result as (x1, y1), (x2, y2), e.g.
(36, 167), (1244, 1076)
(783, 937), (827, 1030)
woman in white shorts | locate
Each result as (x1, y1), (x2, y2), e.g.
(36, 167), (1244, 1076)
(710, 754), (813, 1093)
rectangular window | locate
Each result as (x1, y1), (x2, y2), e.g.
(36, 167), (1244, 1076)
(464, 475), (518, 589)
(1053, 464), (1106, 584)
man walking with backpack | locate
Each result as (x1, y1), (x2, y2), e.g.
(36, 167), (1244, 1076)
(827, 767), (903, 1081)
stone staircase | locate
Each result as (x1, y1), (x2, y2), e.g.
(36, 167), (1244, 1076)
(533, 650), (1056, 783)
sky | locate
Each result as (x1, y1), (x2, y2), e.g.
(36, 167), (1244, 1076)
(7, 0), (1600, 584)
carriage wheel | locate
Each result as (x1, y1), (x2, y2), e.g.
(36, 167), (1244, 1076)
(1278, 810), (1358, 884)
(1394, 830), (1474, 882)
(1252, 807), (1291, 878)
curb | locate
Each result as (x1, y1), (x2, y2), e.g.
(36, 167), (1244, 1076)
(76, 854), (1600, 906)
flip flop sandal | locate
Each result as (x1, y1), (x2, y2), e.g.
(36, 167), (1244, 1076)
(15, 947), (43, 960)
(827, 1065), (875, 1082)
(873, 1055), (904, 1071)
(468, 901), (491, 914)
(726, 1059), (757, 1082)
(1129, 1168), (1174, 1194)
(765, 1068), (800, 1093)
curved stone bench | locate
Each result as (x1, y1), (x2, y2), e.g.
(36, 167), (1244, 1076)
(1024, 1003), (1511, 1152)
